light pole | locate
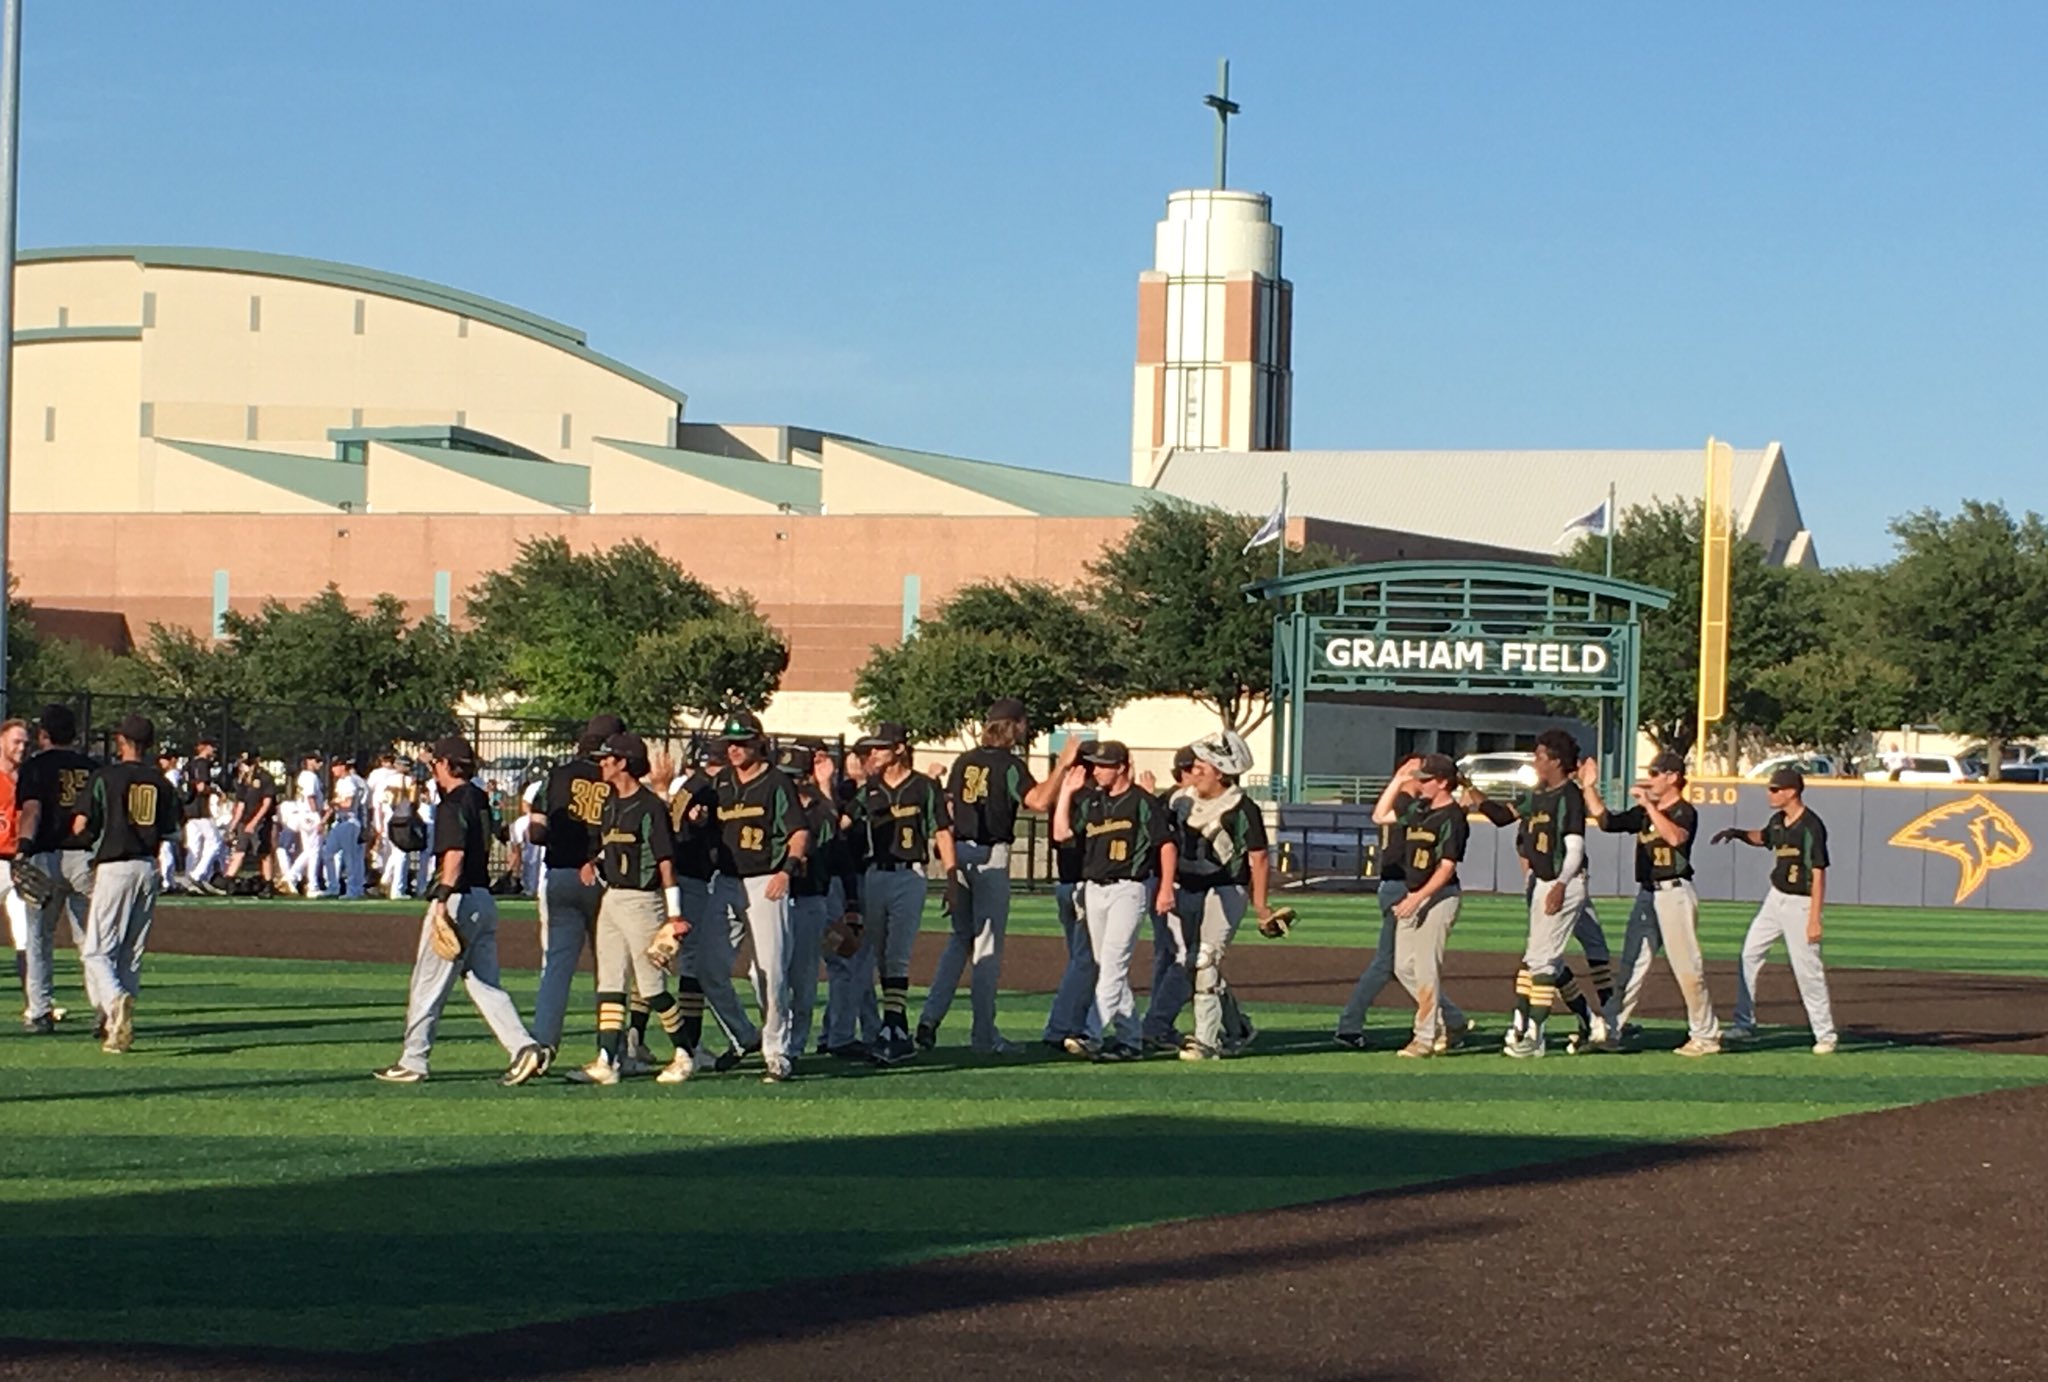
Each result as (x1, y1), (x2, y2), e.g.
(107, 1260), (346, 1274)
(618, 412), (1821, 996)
(0, 0), (22, 711)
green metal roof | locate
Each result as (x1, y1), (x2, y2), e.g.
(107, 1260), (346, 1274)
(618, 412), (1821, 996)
(327, 424), (545, 460)
(597, 438), (822, 512)
(836, 440), (1154, 517)
(375, 439), (590, 513)
(158, 439), (367, 510)
(20, 245), (689, 407)
(13, 325), (144, 344)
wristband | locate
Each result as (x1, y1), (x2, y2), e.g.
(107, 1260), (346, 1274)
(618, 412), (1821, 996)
(663, 884), (682, 916)
(429, 880), (454, 904)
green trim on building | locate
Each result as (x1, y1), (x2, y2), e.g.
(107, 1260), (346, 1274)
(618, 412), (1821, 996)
(375, 439), (590, 513)
(158, 439), (368, 510)
(836, 439), (1155, 517)
(21, 245), (689, 406)
(14, 325), (145, 344)
(326, 424), (545, 460)
(596, 438), (823, 512)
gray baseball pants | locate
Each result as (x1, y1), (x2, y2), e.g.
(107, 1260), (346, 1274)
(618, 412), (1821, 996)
(1083, 878), (1148, 1050)
(788, 891), (829, 1056)
(396, 889), (535, 1076)
(79, 858), (158, 1019)
(22, 850), (92, 1022)
(680, 875), (759, 1049)
(594, 887), (669, 1001)
(1734, 886), (1834, 1042)
(1042, 881), (1099, 1042)
(862, 866), (927, 982)
(533, 870), (601, 1049)
(717, 873), (794, 1068)
(822, 880), (879, 1048)
(918, 841), (1011, 1048)
(1394, 885), (1461, 1047)
(1337, 879), (1467, 1037)
(1524, 873), (1593, 976)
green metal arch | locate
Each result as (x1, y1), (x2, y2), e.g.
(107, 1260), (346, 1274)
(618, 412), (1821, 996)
(1246, 559), (1672, 611)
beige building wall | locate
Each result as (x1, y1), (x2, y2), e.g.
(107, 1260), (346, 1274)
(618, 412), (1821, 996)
(363, 443), (572, 515)
(11, 338), (147, 511)
(588, 442), (785, 515)
(818, 439), (1030, 516)
(14, 257), (144, 326)
(151, 442), (342, 514)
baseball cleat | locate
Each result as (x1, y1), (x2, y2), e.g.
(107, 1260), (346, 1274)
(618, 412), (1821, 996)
(1396, 1039), (1435, 1059)
(712, 1046), (747, 1073)
(1141, 1031), (1182, 1054)
(1675, 1037), (1721, 1057)
(760, 1059), (794, 1084)
(49, 1005), (68, 1024)
(564, 1058), (621, 1086)
(1061, 1035), (1099, 1058)
(372, 1064), (426, 1083)
(1092, 1042), (1142, 1063)
(1722, 1024), (1758, 1045)
(1177, 1039), (1221, 1062)
(102, 995), (135, 1053)
(21, 1014), (55, 1035)
(1332, 1031), (1369, 1051)
(500, 1044), (546, 1087)
(1503, 1030), (1544, 1060)
(1811, 1036), (1839, 1055)
(1227, 1019), (1260, 1053)
(825, 1041), (871, 1060)
(914, 1022), (937, 1051)
(973, 1034), (1023, 1055)
(655, 1051), (694, 1084)
(534, 1045), (557, 1077)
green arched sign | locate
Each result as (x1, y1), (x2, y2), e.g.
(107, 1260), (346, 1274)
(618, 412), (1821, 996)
(1247, 561), (1673, 801)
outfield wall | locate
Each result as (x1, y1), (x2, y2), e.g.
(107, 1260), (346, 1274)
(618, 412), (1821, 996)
(1281, 780), (2046, 911)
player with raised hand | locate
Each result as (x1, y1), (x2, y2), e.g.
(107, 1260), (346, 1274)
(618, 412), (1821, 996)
(1165, 730), (1271, 1061)
(1499, 729), (1609, 1059)
(1715, 766), (1838, 1054)
(1378, 754), (1469, 1059)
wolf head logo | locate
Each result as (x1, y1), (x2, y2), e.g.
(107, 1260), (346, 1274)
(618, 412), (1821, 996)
(1889, 794), (2032, 904)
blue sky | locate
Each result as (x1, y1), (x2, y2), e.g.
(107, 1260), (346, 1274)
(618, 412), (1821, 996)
(23, 1), (2044, 565)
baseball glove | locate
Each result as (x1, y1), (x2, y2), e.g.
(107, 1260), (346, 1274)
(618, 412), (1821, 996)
(10, 857), (55, 907)
(1256, 906), (1298, 940)
(428, 906), (463, 962)
(824, 915), (864, 958)
(646, 927), (683, 972)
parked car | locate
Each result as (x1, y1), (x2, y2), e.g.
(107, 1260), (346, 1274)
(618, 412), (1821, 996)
(1456, 751), (1537, 796)
(1746, 754), (1843, 781)
(1984, 763), (2048, 785)
(1862, 753), (1978, 784)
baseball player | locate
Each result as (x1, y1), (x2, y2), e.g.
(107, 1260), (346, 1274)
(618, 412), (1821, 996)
(1715, 766), (1837, 1054)
(853, 721), (952, 1066)
(1139, 752), (1196, 1052)
(154, 749), (184, 891)
(784, 740), (856, 1058)
(1166, 730), (1271, 1061)
(179, 738), (225, 894)
(373, 735), (546, 1085)
(1377, 753), (1469, 1058)
(1053, 741), (1176, 1062)
(1334, 756), (1473, 1051)
(820, 746), (881, 1058)
(919, 698), (1073, 1055)
(1041, 763), (1100, 1051)
(1577, 751), (1720, 1055)
(319, 757), (367, 898)
(72, 714), (182, 1054)
(0, 719), (35, 1028)
(285, 751), (326, 895)
(670, 737), (762, 1071)
(15, 705), (98, 1033)
(525, 715), (620, 1063)
(1493, 730), (1610, 1059)
(220, 752), (279, 895)
(564, 732), (696, 1086)
(712, 712), (810, 1083)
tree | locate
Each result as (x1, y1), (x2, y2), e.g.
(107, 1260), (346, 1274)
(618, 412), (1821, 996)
(218, 588), (475, 711)
(1882, 501), (2048, 777)
(851, 579), (1126, 741)
(1754, 650), (1914, 763)
(1086, 501), (1340, 732)
(617, 603), (790, 729)
(1560, 499), (1821, 755)
(465, 537), (727, 719)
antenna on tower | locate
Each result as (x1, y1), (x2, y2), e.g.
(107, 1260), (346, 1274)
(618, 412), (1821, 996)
(1203, 58), (1240, 190)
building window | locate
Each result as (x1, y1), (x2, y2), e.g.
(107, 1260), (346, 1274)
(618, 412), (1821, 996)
(249, 295), (262, 331)
(457, 316), (469, 338)
(246, 405), (260, 441)
(142, 291), (156, 328)
(560, 413), (573, 449)
(353, 298), (366, 335)
(43, 406), (54, 442)
(55, 306), (68, 327)
(338, 440), (367, 464)
(139, 402), (154, 437)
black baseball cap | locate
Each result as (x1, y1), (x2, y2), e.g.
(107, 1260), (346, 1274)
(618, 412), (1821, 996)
(114, 714), (156, 749)
(720, 711), (766, 742)
(1767, 766), (1806, 792)
(690, 736), (722, 765)
(429, 735), (477, 772)
(1080, 740), (1129, 768)
(1171, 746), (1197, 776)
(986, 697), (1028, 724)
(775, 742), (813, 774)
(1415, 753), (1458, 782)
(598, 731), (650, 776)
(1648, 751), (1687, 776)
(854, 722), (910, 752)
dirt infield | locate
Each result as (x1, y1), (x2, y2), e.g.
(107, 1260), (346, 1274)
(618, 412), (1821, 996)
(143, 903), (2048, 1055)
(9, 1084), (2048, 1381)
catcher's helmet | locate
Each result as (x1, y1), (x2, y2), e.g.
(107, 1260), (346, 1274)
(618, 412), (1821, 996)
(1189, 729), (1254, 778)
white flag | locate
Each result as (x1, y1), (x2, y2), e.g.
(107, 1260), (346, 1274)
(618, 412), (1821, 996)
(1558, 498), (1609, 543)
(1242, 495), (1285, 554)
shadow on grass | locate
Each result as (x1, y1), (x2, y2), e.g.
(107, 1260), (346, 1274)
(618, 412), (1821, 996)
(0, 1112), (1738, 1375)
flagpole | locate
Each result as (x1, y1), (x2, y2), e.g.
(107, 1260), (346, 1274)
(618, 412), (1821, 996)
(1277, 473), (1289, 580)
(1603, 480), (1616, 579)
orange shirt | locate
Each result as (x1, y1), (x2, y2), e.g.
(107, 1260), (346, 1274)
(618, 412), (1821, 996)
(0, 771), (18, 858)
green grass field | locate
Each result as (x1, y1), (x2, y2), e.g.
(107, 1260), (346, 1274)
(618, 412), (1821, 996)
(6, 895), (2046, 1353)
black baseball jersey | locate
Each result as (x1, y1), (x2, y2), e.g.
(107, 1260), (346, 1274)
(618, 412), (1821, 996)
(1765, 808), (1829, 897)
(1600, 798), (1699, 887)
(181, 755), (217, 821)
(715, 764), (803, 877)
(1399, 799), (1468, 890)
(1054, 792), (1085, 885)
(668, 770), (720, 881)
(540, 757), (609, 870)
(1379, 792), (1414, 880)
(20, 747), (97, 853)
(238, 767), (279, 832)
(1074, 785), (1162, 884)
(81, 760), (182, 864)
(1172, 791), (1269, 889)
(1517, 783), (1585, 881)
(949, 747), (1036, 845)
(794, 785), (858, 900)
(432, 780), (495, 892)
(860, 770), (946, 866)
(598, 785), (673, 891)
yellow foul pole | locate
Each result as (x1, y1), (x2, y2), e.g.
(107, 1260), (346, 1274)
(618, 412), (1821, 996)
(1696, 436), (1734, 770)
